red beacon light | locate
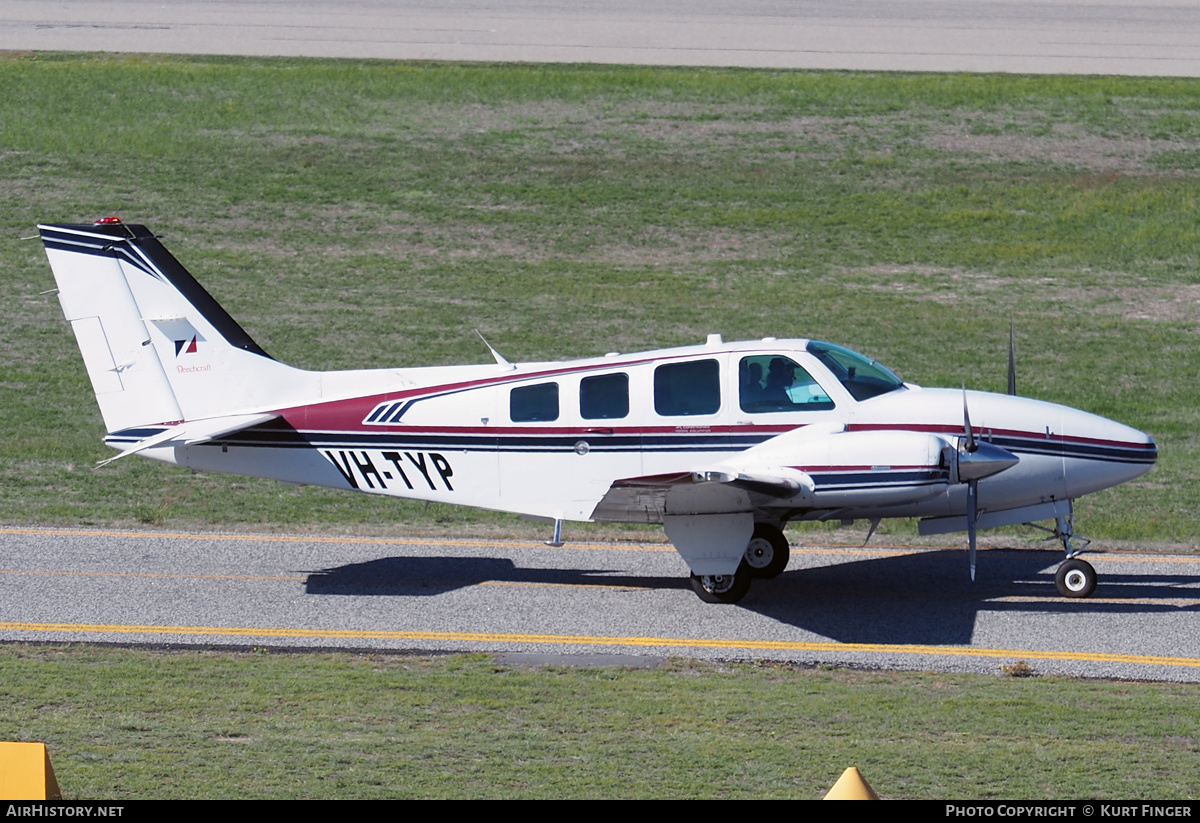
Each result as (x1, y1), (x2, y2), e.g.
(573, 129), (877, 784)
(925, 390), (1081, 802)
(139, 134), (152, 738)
(93, 216), (122, 225)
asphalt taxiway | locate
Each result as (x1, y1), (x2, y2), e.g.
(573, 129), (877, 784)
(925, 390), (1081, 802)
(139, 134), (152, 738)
(3, 527), (1198, 680)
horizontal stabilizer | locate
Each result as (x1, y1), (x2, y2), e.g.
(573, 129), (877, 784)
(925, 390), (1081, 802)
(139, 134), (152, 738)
(97, 412), (278, 467)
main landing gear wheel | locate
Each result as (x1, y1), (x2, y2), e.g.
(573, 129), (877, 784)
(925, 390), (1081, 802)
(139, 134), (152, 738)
(690, 561), (752, 604)
(1055, 558), (1097, 598)
(743, 523), (790, 579)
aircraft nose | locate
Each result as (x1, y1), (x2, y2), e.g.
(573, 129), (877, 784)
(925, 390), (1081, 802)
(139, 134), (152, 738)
(1060, 408), (1156, 497)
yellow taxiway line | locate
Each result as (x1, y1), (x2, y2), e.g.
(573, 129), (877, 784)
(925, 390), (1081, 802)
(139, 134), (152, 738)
(2, 620), (1199, 670)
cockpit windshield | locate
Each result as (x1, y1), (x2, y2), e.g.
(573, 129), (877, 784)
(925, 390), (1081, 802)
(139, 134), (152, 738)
(806, 341), (905, 401)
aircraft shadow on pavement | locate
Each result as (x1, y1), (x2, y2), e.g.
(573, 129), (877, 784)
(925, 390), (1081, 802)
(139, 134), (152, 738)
(744, 549), (1197, 645)
(302, 550), (1193, 647)
(303, 555), (685, 597)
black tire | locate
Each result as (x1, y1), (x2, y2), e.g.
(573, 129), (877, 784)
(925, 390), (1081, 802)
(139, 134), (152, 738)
(1055, 558), (1097, 598)
(689, 562), (752, 604)
(743, 523), (790, 579)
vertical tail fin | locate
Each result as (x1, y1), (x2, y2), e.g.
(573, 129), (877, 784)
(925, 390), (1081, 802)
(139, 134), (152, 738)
(39, 219), (309, 433)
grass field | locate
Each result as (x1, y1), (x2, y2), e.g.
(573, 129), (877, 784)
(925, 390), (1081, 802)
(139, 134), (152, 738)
(2, 54), (1199, 800)
(3, 646), (1198, 799)
(1, 53), (1197, 543)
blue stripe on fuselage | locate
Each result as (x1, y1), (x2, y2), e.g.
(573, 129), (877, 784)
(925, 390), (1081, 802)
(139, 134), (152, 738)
(106, 425), (1153, 466)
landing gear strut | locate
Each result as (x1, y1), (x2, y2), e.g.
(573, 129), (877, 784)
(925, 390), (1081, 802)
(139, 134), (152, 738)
(1048, 502), (1098, 599)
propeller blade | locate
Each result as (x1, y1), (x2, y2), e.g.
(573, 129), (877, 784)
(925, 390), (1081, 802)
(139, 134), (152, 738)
(958, 386), (1019, 582)
(1007, 316), (1017, 396)
(962, 386), (977, 453)
(967, 479), (978, 581)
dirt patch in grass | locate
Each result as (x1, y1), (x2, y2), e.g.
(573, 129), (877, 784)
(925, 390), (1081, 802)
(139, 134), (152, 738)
(844, 265), (1009, 302)
(844, 266), (1200, 321)
(1058, 281), (1200, 322)
(387, 101), (890, 160)
(579, 226), (797, 264)
(412, 100), (772, 138)
(451, 104), (1200, 175)
(926, 119), (1198, 173)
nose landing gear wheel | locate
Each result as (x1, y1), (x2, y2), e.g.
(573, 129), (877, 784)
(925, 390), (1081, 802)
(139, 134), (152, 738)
(689, 561), (752, 604)
(1055, 558), (1097, 598)
(743, 523), (790, 579)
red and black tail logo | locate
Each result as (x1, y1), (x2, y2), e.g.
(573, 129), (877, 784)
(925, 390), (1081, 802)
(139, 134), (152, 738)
(174, 336), (198, 356)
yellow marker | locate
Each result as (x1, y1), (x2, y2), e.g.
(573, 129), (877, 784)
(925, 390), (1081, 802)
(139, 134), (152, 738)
(824, 766), (878, 800)
(0, 742), (62, 800)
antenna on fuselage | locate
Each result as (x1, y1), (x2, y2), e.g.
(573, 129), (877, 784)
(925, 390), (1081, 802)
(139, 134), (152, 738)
(1007, 315), (1017, 396)
(475, 329), (515, 370)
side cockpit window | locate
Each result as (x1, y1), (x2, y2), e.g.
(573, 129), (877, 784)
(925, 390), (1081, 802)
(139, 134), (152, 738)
(806, 341), (904, 401)
(739, 355), (834, 413)
(654, 359), (720, 417)
(510, 382), (559, 422)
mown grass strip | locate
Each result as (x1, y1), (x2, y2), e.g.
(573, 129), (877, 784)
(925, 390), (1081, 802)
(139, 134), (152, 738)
(2, 645), (1199, 799)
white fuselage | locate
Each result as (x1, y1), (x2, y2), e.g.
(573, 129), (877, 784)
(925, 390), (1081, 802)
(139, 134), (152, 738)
(109, 337), (1156, 529)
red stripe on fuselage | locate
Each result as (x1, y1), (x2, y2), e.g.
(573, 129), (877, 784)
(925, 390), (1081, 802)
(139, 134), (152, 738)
(845, 422), (1152, 451)
(273, 353), (690, 431)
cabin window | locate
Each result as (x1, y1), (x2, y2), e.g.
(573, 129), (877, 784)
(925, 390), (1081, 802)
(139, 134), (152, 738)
(510, 382), (559, 422)
(739, 355), (835, 413)
(654, 359), (720, 416)
(580, 373), (629, 420)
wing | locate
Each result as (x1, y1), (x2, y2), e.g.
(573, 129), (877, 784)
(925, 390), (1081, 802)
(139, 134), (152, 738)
(590, 422), (955, 524)
(589, 424), (952, 577)
(589, 467), (815, 524)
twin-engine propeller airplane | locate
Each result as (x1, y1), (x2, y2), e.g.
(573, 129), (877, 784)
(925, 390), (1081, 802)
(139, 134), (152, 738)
(39, 218), (1157, 603)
